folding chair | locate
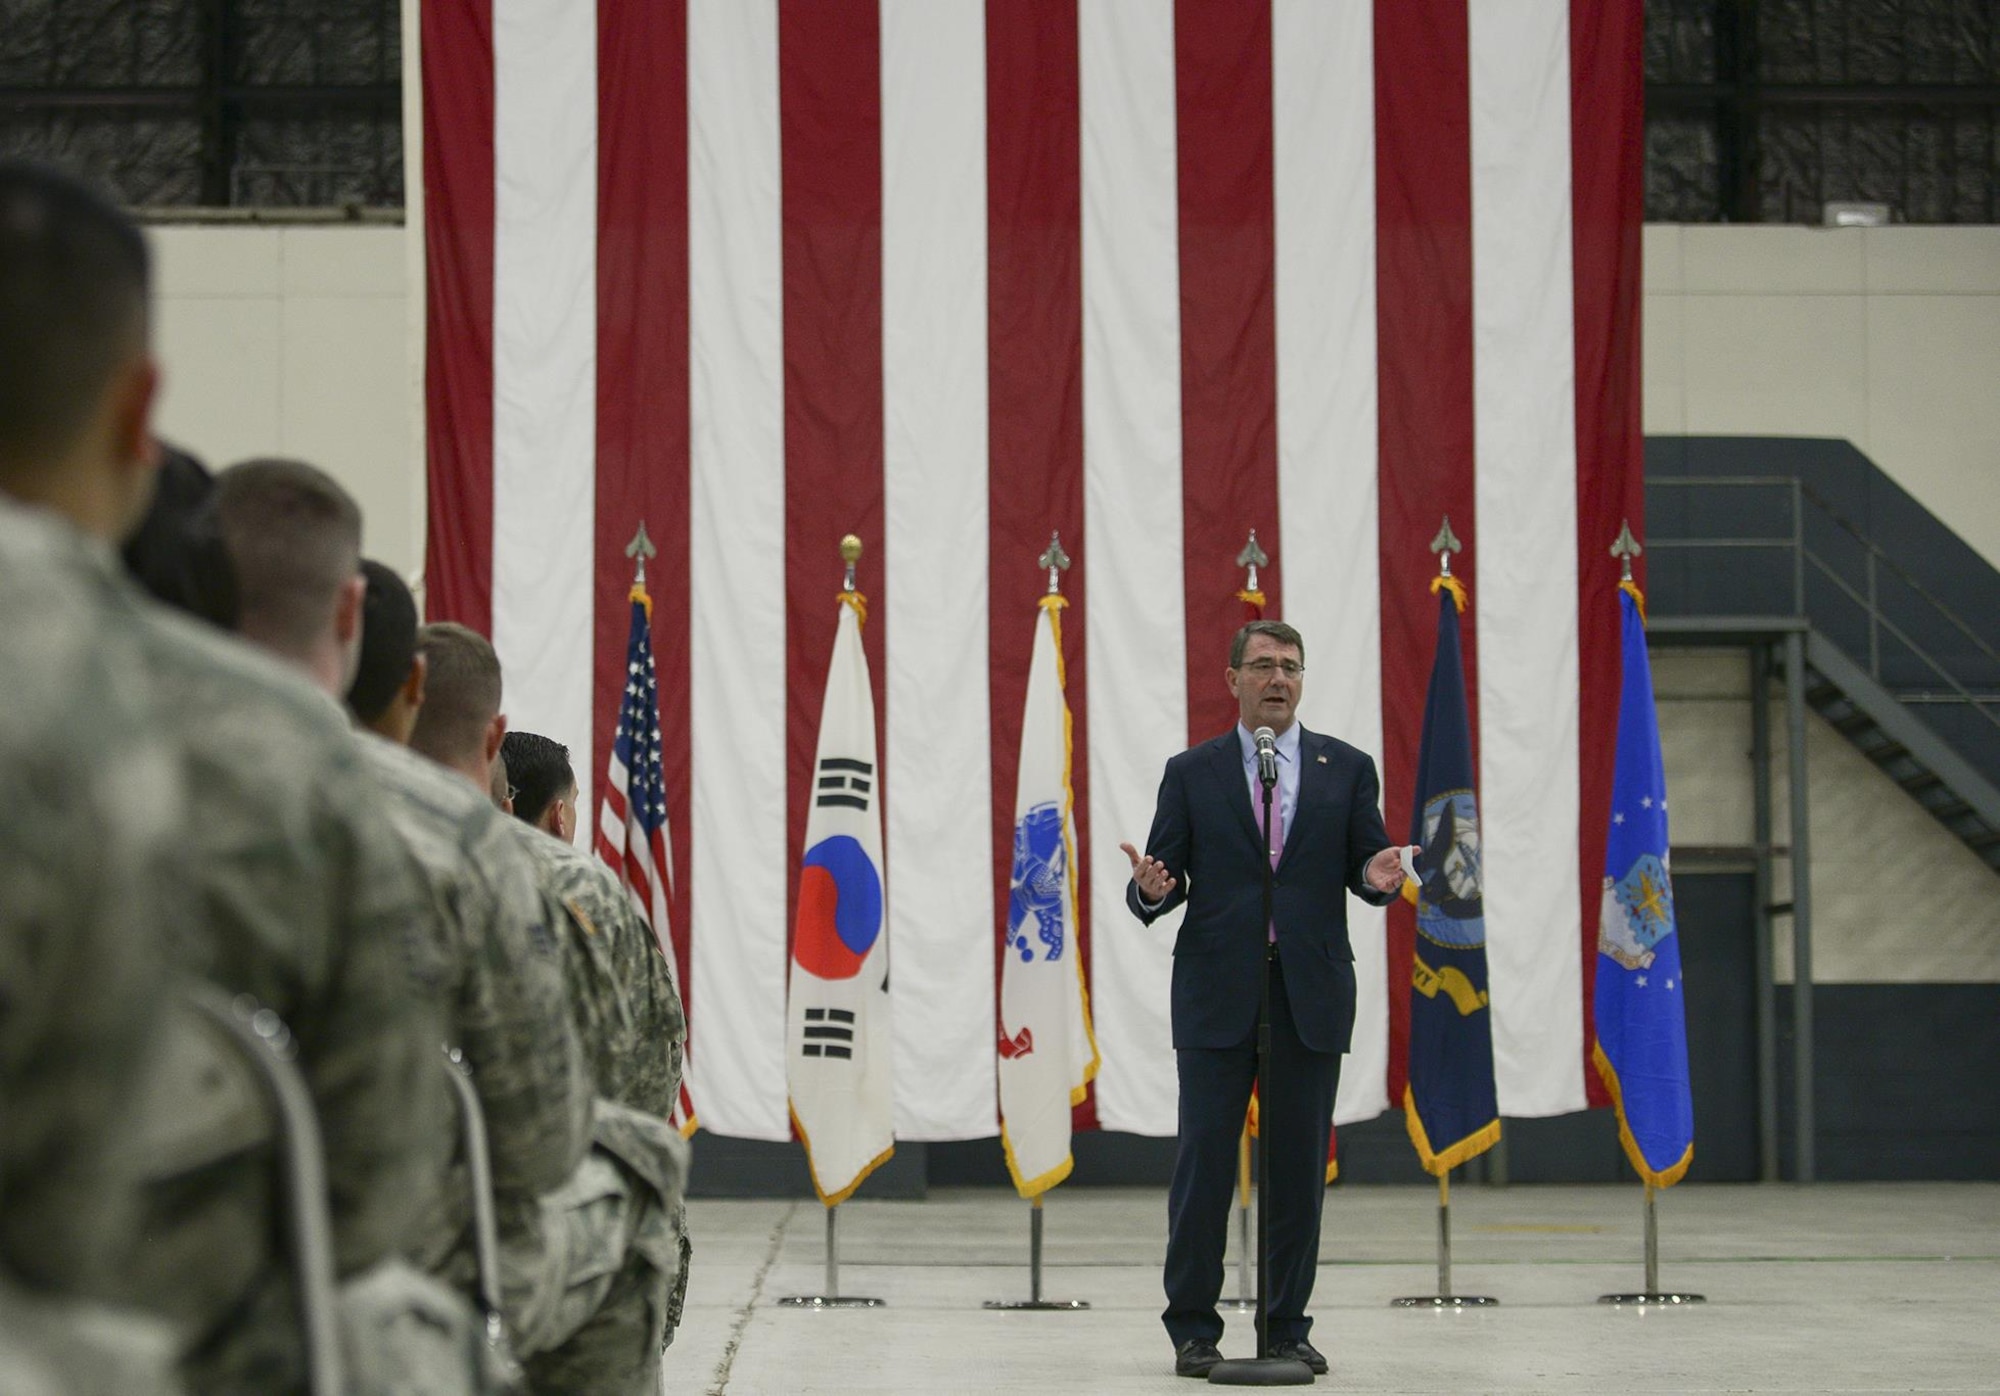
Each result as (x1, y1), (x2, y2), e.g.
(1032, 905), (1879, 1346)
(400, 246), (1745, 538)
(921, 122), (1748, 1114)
(180, 983), (343, 1396)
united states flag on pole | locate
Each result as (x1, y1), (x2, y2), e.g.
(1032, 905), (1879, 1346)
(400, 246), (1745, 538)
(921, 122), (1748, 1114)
(594, 573), (696, 1134)
(420, 0), (1640, 1145)
(787, 576), (895, 1203)
(998, 584), (1099, 1197)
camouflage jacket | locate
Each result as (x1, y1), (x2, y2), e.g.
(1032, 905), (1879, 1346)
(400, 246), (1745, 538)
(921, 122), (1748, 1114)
(114, 600), (453, 1378)
(355, 736), (591, 1274)
(499, 820), (685, 1120)
(0, 504), (182, 1300)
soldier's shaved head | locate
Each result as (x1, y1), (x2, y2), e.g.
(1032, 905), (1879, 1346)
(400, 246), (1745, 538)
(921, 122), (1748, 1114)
(410, 622), (506, 781)
(212, 458), (365, 696)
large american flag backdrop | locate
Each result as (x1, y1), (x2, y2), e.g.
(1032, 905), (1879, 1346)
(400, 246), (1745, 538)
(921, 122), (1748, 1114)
(421, 0), (1640, 1143)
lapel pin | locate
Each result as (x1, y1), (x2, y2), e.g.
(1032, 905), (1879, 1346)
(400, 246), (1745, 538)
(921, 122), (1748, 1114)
(1316, 754), (1327, 764)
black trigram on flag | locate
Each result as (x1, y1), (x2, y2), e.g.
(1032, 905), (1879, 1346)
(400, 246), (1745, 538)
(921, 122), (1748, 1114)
(802, 1007), (856, 1059)
(815, 757), (873, 811)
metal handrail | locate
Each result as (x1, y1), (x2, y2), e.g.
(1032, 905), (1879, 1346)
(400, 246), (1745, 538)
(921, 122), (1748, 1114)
(1649, 475), (2000, 658)
(1800, 548), (2000, 738)
(1646, 474), (2000, 743)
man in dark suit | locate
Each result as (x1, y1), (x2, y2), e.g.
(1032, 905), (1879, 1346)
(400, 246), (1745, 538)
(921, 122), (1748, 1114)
(1122, 620), (1410, 1378)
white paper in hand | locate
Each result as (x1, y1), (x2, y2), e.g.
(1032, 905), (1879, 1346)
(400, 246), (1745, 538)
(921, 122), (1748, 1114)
(1398, 844), (1421, 886)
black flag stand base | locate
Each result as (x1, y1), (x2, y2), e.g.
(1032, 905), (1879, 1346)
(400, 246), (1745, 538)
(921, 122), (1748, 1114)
(1392, 1170), (1499, 1308)
(1207, 781), (1314, 1386)
(1598, 1182), (1705, 1307)
(982, 1196), (1090, 1311)
(777, 1205), (885, 1309)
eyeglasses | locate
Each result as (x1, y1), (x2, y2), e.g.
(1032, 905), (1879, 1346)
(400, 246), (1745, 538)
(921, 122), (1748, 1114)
(1237, 659), (1304, 679)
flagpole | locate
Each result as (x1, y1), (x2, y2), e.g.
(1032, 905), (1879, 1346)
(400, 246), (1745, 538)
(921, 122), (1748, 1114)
(1392, 522), (1497, 1311)
(1596, 528), (1703, 1310)
(1437, 1170), (1451, 1301)
(1598, 1183), (1705, 1307)
(778, 1204), (885, 1310)
(987, 535), (1092, 1315)
(1390, 1166), (1495, 1308)
(780, 536), (889, 1313)
(983, 1194), (1090, 1312)
(1224, 529), (1269, 1319)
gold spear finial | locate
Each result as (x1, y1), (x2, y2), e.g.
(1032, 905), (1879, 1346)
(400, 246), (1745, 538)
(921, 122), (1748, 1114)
(1235, 529), (1269, 594)
(1038, 531), (1071, 596)
(1430, 517), (1462, 578)
(1610, 520), (1642, 582)
(840, 533), (863, 591)
(625, 522), (658, 589)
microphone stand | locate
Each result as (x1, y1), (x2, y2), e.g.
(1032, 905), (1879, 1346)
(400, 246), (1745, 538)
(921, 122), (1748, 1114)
(1209, 767), (1314, 1386)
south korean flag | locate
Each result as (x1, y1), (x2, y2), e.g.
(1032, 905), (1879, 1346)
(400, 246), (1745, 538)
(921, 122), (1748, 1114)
(787, 593), (895, 1204)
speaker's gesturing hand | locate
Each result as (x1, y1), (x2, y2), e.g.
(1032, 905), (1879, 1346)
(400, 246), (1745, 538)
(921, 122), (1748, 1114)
(1364, 844), (1415, 894)
(1121, 842), (1177, 904)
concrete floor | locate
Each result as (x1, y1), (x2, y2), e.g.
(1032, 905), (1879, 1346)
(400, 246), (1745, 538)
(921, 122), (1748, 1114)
(663, 1183), (2000, 1394)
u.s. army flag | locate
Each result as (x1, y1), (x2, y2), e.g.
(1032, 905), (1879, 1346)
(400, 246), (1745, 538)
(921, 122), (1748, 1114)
(788, 589), (895, 1204)
(998, 595), (1100, 1197)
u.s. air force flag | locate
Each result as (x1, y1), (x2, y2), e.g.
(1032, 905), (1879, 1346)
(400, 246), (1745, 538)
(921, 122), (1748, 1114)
(998, 595), (1100, 1197)
(1592, 582), (1695, 1187)
(788, 588), (895, 1204)
(1404, 579), (1501, 1173)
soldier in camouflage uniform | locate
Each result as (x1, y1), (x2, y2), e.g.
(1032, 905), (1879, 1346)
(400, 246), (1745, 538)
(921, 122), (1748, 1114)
(497, 730), (694, 1379)
(0, 161), (449, 1395)
(0, 502), (176, 1309)
(498, 730), (687, 1119)
(210, 463), (592, 1338)
(0, 500), (188, 1396)
(122, 552), (455, 1395)
(414, 630), (690, 1395)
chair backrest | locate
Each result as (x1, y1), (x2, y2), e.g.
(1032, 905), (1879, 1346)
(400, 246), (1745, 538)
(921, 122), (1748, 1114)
(179, 983), (344, 1396)
(440, 1046), (523, 1383)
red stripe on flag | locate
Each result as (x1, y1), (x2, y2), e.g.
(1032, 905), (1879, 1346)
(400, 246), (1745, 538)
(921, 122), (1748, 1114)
(985, 0), (1096, 1132)
(1373, 0), (1478, 1105)
(779, 0), (887, 969)
(596, 0), (694, 1026)
(421, 0), (495, 631)
(1570, 0), (1646, 1111)
(1175, 0), (1281, 739)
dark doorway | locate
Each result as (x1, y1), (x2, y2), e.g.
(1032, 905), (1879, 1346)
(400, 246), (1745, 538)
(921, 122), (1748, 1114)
(1674, 870), (1760, 1182)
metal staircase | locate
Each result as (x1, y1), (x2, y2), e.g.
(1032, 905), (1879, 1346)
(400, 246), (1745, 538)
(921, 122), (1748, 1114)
(1645, 442), (2000, 874)
(1802, 633), (2000, 871)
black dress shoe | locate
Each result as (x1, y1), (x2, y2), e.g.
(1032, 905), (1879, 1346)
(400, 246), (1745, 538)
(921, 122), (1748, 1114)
(1268, 1338), (1329, 1375)
(1175, 1339), (1224, 1378)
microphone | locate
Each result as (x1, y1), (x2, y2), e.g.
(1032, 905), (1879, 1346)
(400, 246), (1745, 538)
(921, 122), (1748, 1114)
(1253, 726), (1278, 788)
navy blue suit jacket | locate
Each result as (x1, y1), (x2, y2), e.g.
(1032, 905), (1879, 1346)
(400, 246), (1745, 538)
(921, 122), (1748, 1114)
(1126, 726), (1395, 1054)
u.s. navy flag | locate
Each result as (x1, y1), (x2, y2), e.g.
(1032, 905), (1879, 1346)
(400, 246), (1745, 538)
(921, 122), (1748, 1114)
(595, 578), (696, 1134)
(998, 594), (1100, 1197)
(788, 586), (896, 1203)
(1404, 579), (1501, 1173)
(1592, 582), (1695, 1187)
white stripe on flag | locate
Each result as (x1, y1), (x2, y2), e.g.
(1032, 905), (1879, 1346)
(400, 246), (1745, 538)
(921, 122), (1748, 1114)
(1080, 0), (1185, 1137)
(1470, 0), (1586, 1117)
(1273, 0), (1389, 1127)
(881, 0), (995, 1143)
(491, 0), (596, 770)
(688, 0), (790, 1141)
